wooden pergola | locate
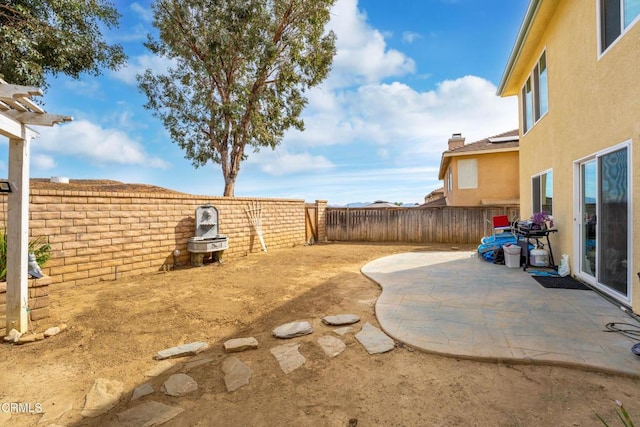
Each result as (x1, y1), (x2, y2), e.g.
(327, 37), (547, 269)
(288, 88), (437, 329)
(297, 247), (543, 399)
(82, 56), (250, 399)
(0, 79), (72, 334)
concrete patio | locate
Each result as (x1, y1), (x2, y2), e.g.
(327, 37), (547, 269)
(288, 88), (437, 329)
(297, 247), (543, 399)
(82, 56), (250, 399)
(362, 251), (640, 377)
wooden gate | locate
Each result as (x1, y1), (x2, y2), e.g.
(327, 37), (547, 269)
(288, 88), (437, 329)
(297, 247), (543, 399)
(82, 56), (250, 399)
(305, 203), (318, 243)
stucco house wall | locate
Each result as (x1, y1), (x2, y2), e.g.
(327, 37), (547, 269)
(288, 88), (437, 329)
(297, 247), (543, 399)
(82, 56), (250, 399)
(499, 0), (639, 312)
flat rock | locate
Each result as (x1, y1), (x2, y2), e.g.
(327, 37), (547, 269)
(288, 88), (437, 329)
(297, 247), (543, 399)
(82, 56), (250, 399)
(131, 383), (154, 400)
(117, 401), (184, 427)
(272, 321), (313, 339)
(322, 314), (360, 326)
(355, 323), (395, 355)
(145, 360), (176, 377)
(162, 373), (198, 397)
(43, 326), (61, 337)
(224, 337), (259, 353)
(332, 326), (355, 336)
(81, 378), (124, 418)
(270, 343), (306, 374)
(317, 335), (346, 358)
(153, 341), (208, 360)
(38, 397), (72, 424)
(184, 357), (214, 371)
(222, 356), (253, 392)
(17, 332), (44, 344)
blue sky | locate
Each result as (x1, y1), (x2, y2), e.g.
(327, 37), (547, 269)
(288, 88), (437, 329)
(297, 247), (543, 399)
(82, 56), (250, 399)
(1, 0), (528, 205)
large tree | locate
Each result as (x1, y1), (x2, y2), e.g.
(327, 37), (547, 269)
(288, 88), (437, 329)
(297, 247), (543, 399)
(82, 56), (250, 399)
(0, 0), (126, 89)
(138, 0), (336, 196)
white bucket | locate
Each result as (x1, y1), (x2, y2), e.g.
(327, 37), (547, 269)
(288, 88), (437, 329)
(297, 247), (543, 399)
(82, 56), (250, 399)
(503, 245), (521, 268)
(530, 248), (549, 267)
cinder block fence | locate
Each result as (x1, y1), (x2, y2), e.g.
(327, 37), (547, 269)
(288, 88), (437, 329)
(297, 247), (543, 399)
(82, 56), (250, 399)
(0, 180), (328, 332)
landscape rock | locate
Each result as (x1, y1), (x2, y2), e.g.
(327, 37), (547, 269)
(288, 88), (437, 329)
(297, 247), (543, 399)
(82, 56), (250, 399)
(272, 321), (313, 339)
(355, 323), (395, 355)
(322, 314), (360, 326)
(81, 378), (124, 418)
(38, 397), (72, 425)
(332, 326), (355, 336)
(222, 357), (252, 392)
(317, 335), (346, 358)
(43, 326), (61, 337)
(270, 343), (306, 374)
(224, 337), (259, 353)
(144, 360), (176, 377)
(4, 328), (21, 343)
(117, 401), (184, 427)
(17, 332), (44, 344)
(162, 373), (198, 397)
(153, 341), (208, 360)
(184, 357), (214, 371)
(131, 383), (154, 400)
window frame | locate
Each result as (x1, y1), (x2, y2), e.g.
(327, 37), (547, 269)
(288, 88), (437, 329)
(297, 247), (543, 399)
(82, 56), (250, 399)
(457, 158), (478, 190)
(598, 0), (640, 55)
(532, 169), (553, 215)
(521, 50), (548, 134)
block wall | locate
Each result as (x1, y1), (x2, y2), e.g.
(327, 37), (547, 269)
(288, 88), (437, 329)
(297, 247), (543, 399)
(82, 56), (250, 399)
(2, 190), (306, 287)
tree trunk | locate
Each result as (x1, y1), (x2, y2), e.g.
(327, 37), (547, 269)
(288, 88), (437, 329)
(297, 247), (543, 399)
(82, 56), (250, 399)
(223, 178), (235, 197)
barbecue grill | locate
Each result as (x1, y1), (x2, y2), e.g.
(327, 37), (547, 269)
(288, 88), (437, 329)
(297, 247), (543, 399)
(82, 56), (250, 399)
(187, 204), (229, 266)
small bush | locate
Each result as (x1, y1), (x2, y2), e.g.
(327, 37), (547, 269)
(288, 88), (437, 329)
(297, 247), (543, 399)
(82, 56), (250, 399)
(0, 229), (51, 281)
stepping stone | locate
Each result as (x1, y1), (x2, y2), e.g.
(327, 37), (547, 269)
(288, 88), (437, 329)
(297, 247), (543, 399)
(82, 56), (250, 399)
(162, 373), (198, 397)
(224, 337), (259, 353)
(117, 401), (184, 426)
(270, 343), (306, 374)
(332, 326), (355, 336)
(222, 356), (252, 392)
(322, 314), (360, 326)
(272, 321), (313, 339)
(38, 397), (73, 424)
(131, 383), (154, 400)
(355, 323), (395, 355)
(145, 360), (176, 377)
(153, 342), (208, 360)
(317, 335), (346, 358)
(81, 378), (124, 418)
(184, 357), (214, 371)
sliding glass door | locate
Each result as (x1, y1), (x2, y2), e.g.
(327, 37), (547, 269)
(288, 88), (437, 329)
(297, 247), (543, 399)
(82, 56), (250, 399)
(576, 144), (630, 301)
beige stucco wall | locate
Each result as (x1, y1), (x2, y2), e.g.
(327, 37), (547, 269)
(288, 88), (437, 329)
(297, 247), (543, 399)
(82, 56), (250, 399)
(509, 1), (640, 312)
(446, 151), (519, 207)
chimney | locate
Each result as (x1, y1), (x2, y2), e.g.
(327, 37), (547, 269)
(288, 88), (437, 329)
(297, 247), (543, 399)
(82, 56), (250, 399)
(448, 133), (465, 150)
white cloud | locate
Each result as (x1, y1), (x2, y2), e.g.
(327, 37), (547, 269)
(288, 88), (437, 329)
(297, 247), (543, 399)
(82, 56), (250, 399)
(246, 150), (335, 176)
(32, 154), (56, 170)
(112, 54), (176, 85)
(402, 31), (422, 44)
(35, 120), (171, 169)
(327, 0), (415, 87)
(131, 2), (154, 22)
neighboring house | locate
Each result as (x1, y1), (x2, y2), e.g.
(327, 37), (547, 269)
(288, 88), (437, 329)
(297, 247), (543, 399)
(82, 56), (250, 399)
(364, 200), (399, 208)
(498, 1), (638, 312)
(421, 187), (446, 207)
(437, 130), (520, 207)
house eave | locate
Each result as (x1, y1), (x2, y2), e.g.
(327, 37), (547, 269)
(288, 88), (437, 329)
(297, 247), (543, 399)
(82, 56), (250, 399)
(497, 0), (543, 97)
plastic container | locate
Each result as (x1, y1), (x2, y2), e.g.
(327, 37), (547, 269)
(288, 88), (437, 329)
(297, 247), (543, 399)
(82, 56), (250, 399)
(503, 245), (521, 268)
(530, 248), (549, 267)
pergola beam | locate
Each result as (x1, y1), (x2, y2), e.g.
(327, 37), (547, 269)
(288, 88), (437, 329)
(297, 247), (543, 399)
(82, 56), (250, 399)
(3, 110), (72, 127)
(0, 112), (23, 139)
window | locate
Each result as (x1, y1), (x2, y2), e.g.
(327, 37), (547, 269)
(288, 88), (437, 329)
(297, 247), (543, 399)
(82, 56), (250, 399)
(447, 166), (453, 192)
(457, 159), (478, 189)
(532, 170), (553, 214)
(521, 51), (548, 133)
(600, 0), (640, 52)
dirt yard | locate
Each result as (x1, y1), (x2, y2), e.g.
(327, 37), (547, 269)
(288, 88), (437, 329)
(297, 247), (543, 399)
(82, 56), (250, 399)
(1, 242), (639, 426)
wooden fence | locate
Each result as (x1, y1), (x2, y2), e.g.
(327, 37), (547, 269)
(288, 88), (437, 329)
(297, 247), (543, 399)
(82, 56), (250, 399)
(326, 206), (520, 244)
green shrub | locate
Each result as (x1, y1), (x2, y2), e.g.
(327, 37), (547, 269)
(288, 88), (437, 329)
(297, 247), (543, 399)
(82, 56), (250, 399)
(0, 229), (51, 281)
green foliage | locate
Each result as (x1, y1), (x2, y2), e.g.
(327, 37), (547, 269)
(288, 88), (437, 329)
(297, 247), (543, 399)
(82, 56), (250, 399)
(0, 0), (126, 90)
(0, 230), (51, 281)
(597, 400), (635, 427)
(138, 0), (337, 196)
